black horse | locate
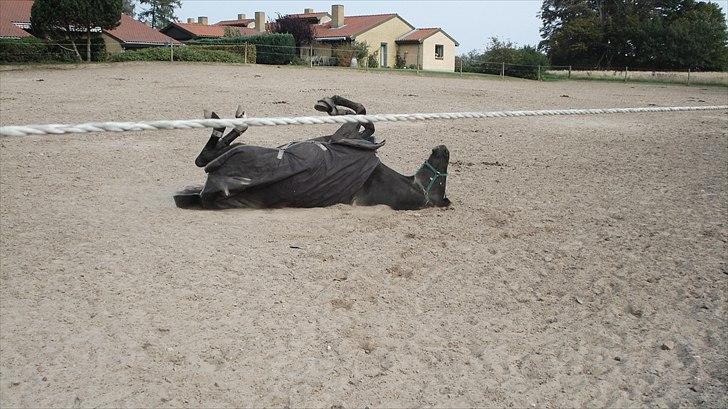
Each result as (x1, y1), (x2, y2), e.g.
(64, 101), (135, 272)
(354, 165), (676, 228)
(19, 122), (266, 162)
(174, 96), (450, 210)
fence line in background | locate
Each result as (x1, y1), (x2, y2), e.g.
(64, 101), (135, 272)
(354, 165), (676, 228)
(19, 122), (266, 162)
(2, 39), (726, 85)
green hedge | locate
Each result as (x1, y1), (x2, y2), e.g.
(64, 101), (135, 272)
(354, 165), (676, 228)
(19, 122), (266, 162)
(188, 44), (256, 63)
(0, 36), (106, 63)
(190, 33), (295, 65)
(110, 46), (246, 63)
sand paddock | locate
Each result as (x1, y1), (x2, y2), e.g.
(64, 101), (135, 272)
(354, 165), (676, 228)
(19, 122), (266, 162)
(1, 62), (726, 408)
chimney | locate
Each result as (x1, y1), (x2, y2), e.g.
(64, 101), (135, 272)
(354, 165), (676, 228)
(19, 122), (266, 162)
(255, 11), (265, 32)
(304, 8), (314, 14)
(198, 16), (208, 25)
(238, 14), (246, 20)
(187, 18), (195, 24)
(332, 5), (344, 28)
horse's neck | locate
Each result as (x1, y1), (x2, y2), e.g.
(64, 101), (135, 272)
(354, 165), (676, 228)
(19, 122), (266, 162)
(355, 163), (427, 210)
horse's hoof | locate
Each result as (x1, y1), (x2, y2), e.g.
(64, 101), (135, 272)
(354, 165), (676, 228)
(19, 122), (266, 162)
(314, 98), (336, 114)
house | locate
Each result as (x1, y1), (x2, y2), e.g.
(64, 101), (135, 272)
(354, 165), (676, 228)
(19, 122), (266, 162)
(396, 28), (459, 72)
(0, 0), (178, 51)
(304, 4), (459, 71)
(161, 12), (266, 42)
(215, 14), (255, 28)
(0, 19), (33, 39)
(286, 9), (331, 25)
(0, 0), (33, 39)
(103, 14), (180, 52)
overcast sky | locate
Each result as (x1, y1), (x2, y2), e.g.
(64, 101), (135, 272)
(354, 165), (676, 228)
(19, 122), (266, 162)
(176, 1), (728, 55)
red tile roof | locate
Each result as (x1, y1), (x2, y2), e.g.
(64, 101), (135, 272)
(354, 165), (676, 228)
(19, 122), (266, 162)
(0, 0), (32, 24)
(215, 19), (255, 27)
(397, 28), (440, 42)
(105, 14), (179, 45)
(396, 27), (460, 46)
(314, 14), (411, 39)
(168, 22), (259, 38)
(0, 19), (31, 38)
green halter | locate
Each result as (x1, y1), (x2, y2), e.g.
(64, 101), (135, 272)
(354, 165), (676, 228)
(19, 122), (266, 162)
(418, 161), (448, 205)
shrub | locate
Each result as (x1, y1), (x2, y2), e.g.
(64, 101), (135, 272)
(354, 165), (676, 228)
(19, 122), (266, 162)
(110, 46), (246, 63)
(368, 50), (379, 68)
(190, 33), (295, 65)
(188, 44), (255, 63)
(395, 53), (406, 69)
(332, 41), (369, 67)
(0, 37), (106, 63)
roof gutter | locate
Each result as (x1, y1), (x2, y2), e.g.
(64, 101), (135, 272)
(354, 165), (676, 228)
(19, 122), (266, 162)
(315, 36), (349, 42)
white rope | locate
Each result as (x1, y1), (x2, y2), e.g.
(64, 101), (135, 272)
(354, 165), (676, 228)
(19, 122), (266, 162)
(0, 105), (726, 137)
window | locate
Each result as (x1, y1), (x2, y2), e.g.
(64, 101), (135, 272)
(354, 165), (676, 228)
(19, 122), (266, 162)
(435, 44), (444, 59)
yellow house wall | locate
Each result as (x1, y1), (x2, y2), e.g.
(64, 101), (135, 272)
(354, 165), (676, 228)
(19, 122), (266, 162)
(421, 31), (457, 72)
(354, 17), (413, 68)
(102, 33), (124, 54)
(397, 43), (420, 68)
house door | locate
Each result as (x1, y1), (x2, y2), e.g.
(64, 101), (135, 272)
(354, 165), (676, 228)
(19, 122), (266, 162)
(379, 43), (387, 67)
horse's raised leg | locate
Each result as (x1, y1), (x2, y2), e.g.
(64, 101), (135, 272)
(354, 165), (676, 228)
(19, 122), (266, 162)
(314, 96), (375, 141)
(220, 105), (248, 146)
(195, 111), (226, 167)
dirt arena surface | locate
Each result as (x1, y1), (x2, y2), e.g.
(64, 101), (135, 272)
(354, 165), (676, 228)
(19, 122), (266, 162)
(1, 62), (726, 408)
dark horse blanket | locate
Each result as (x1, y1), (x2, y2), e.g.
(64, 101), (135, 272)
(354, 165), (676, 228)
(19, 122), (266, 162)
(200, 138), (382, 209)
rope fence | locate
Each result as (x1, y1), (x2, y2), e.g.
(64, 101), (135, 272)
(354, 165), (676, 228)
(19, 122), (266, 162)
(1, 105), (725, 137)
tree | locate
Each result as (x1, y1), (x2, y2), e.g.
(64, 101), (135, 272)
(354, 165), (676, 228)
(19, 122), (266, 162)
(460, 37), (549, 79)
(122, 0), (136, 17)
(138, 0), (181, 29)
(223, 27), (240, 38)
(31, 0), (122, 62)
(270, 15), (314, 48)
(539, 0), (728, 70)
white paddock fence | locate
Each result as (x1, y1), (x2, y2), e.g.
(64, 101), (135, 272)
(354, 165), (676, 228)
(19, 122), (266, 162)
(0, 105), (726, 137)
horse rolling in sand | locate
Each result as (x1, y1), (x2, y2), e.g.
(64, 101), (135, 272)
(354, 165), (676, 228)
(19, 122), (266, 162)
(174, 96), (450, 211)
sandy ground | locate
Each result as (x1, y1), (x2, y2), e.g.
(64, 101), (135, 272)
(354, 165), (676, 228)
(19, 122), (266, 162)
(0, 62), (726, 408)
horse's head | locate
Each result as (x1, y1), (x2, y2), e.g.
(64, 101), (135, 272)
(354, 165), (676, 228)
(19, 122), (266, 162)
(418, 145), (450, 207)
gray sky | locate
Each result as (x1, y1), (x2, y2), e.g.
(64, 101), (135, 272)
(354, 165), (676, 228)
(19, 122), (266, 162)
(176, 1), (728, 55)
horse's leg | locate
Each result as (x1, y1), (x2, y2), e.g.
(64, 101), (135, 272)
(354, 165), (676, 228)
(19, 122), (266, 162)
(219, 105), (248, 146)
(315, 96), (374, 140)
(313, 98), (359, 140)
(195, 111), (226, 167)
(330, 95), (367, 115)
(329, 95), (375, 140)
